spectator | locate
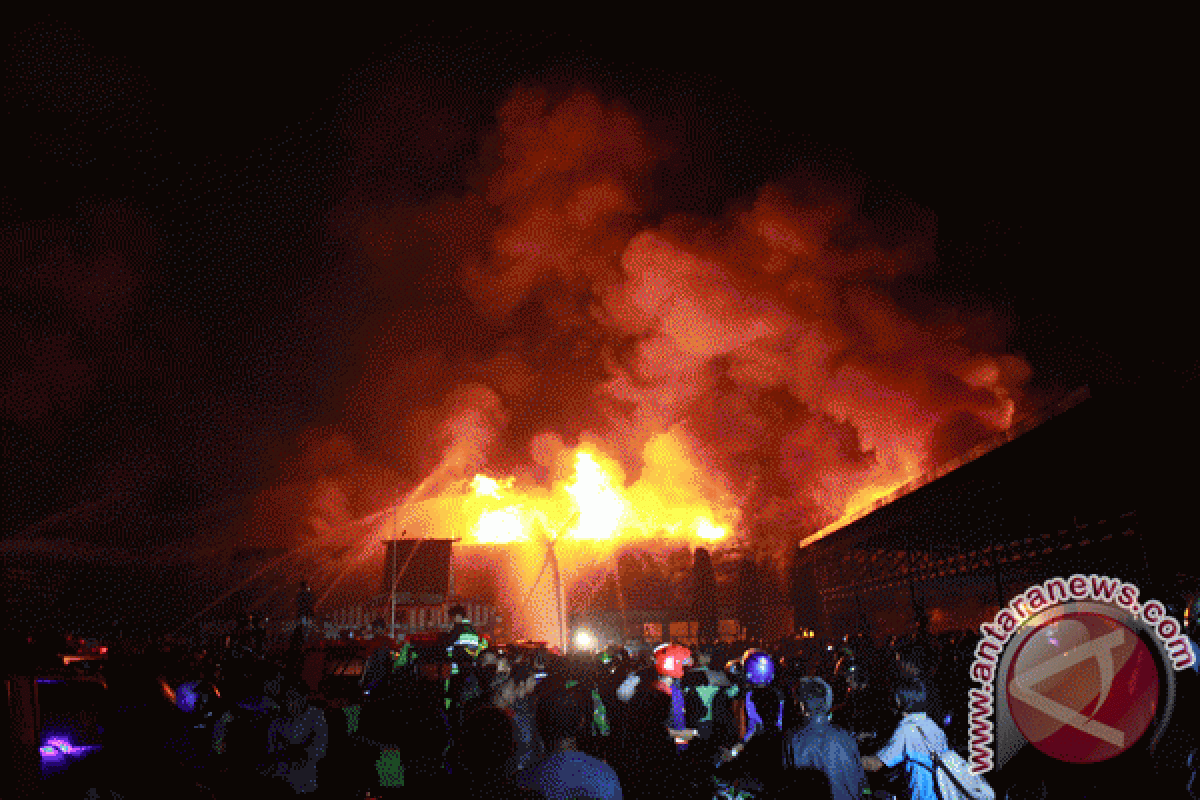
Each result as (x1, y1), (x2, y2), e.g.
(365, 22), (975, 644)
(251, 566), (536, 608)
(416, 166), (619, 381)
(448, 644), (488, 731)
(451, 706), (541, 799)
(783, 676), (867, 800)
(395, 679), (453, 797)
(895, 640), (945, 730)
(356, 688), (422, 798)
(862, 675), (948, 800)
(831, 658), (893, 750)
(653, 644), (694, 748)
(736, 649), (785, 746)
(517, 685), (623, 800)
(616, 685), (695, 800)
(262, 680), (328, 795)
(506, 663), (546, 774)
(716, 686), (786, 795)
(682, 647), (737, 769)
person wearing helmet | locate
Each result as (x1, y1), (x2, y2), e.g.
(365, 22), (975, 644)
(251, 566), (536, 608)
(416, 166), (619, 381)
(742, 648), (774, 685)
(446, 605), (483, 659)
(715, 684), (788, 796)
(737, 648), (784, 742)
(652, 643), (695, 748)
(654, 643), (690, 680)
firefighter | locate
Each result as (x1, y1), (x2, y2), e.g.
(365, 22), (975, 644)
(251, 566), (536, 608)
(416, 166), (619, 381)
(445, 605), (483, 659)
(445, 644), (486, 729)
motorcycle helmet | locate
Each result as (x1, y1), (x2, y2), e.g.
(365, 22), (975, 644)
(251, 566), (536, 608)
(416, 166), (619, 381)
(742, 648), (775, 686)
(655, 644), (691, 679)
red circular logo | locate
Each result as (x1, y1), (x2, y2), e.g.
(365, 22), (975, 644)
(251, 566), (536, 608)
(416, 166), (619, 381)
(1006, 612), (1159, 764)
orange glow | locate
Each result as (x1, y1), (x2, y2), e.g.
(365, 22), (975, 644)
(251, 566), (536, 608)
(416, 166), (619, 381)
(695, 518), (726, 540)
(472, 474), (512, 499)
(456, 432), (736, 549)
(837, 446), (923, 522)
(564, 452), (627, 540)
(842, 482), (903, 521)
(474, 507), (527, 544)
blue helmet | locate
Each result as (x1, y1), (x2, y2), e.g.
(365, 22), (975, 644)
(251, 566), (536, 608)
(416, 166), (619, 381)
(742, 648), (774, 686)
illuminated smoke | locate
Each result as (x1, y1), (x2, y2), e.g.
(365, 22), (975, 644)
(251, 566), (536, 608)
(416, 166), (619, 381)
(272, 84), (1031, 639)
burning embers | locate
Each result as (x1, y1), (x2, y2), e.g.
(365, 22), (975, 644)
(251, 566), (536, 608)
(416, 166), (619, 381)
(461, 434), (733, 547)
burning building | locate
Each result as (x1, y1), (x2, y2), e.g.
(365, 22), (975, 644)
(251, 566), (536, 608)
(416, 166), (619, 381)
(201, 83), (1044, 648)
(790, 386), (1181, 638)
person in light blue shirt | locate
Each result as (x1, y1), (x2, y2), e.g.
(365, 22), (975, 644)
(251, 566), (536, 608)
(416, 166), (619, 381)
(862, 676), (947, 800)
(515, 685), (623, 800)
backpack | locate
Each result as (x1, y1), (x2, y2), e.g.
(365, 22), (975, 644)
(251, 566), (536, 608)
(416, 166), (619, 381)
(911, 727), (994, 800)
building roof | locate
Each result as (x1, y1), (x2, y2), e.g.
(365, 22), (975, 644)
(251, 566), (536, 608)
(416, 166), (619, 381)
(798, 386), (1093, 552)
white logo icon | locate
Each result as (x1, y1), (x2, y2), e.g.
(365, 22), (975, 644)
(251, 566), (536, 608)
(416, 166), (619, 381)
(1008, 628), (1126, 748)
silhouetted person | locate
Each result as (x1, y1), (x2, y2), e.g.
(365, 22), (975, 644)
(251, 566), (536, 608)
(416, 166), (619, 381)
(784, 677), (866, 800)
(517, 685), (623, 800)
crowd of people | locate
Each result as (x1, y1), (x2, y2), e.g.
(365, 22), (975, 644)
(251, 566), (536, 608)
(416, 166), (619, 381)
(10, 602), (1200, 800)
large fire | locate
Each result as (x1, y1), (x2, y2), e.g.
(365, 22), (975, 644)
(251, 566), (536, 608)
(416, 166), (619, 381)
(283, 84), (1032, 648)
(462, 432), (734, 548)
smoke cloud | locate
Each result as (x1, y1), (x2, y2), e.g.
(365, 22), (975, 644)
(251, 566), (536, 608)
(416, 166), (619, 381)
(262, 82), (1030, 601)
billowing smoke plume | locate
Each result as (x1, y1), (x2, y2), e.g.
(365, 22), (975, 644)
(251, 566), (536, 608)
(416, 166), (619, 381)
(257, 83), (1030, 615)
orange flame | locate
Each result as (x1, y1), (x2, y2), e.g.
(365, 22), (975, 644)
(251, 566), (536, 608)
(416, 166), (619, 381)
(461, 432), (735, 548)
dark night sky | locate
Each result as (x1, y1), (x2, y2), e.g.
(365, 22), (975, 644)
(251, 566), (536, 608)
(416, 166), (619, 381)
(1, 13), (1189, 557)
